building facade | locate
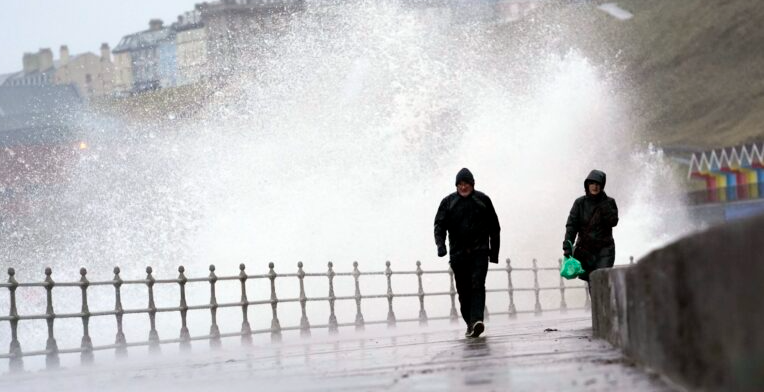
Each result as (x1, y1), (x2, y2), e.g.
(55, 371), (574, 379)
(54, 44), (115, 99)
(4, 46), (115, 99)
(112, 51), (134, 94)
(175, 10), (208, 85)
(113, 19), (177, 93)
(198, 0), (305, 77)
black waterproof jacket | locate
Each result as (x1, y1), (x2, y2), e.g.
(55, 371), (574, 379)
(434, 190), (501, 263)
(562, 170), (618, 255)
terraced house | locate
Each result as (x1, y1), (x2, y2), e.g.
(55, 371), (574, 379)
(0, 45), (115, 100)
(113, 19), (178, 93)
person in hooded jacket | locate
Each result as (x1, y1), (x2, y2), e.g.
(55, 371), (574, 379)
(434, 168), (501, 338)
(563, 169), (619, 283)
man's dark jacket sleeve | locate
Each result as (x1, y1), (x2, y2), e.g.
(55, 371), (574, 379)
(434, 197), (449, 250)
(484, 195), (501, 263)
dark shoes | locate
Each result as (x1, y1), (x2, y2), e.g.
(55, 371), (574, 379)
(466, 321), (485, 338)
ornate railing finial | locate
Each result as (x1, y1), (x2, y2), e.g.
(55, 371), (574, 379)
(506, 258), (517, 318)
(268, 262), (281, 341)
(352, 261), (364, 331)
(146, 266), (160, 353)
(239, 263), (252, 345)
(208, 264), (221, 348)
(79, 267), (94, 364)
(385, 261), (396, 327)
(113, 266), (127, 357)
(44, 267), (59, 369)
(178, 265), (191, 350)
(416, 261), (428, 325)
(327, 262), (338, 334)
(7, 267), (22, 371)
(297, 262), (310, 337)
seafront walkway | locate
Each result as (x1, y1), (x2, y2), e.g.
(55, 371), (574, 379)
(0, 311), (675, 391)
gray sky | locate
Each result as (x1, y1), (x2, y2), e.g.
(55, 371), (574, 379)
(0, 0), (201, 74)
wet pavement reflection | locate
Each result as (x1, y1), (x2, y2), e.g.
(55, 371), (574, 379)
(1, 312), (676, 392)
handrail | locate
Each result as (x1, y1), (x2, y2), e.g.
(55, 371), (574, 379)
(0, 257), (609, 371)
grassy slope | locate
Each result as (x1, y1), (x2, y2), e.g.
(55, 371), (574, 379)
(579, 0), (764, 149)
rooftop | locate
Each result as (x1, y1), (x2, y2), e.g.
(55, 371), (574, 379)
(113, 25), (175, 54)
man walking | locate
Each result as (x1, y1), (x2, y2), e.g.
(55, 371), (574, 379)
(434, 168), (501, 338)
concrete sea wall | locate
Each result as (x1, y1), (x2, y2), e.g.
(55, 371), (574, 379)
(590, 214), (764, 391)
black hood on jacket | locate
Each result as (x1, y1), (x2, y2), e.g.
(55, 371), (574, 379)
(455, 168), (475, 186)
(584, 170), (607, 193)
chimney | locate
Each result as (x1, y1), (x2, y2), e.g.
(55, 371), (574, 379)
(60, 45), (70, 66)
(22, 52), (38, 73)
(149, 19), (164, 31)
(38, 48), (54, 71)
(100, 43), (111, 61)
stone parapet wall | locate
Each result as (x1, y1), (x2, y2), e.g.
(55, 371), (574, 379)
(591, 214), (764, 392)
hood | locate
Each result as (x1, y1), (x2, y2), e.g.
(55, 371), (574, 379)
(455, 168), (475, 186)
(584, 169), (606, 193)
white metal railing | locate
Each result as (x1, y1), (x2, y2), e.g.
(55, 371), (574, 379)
(0, 257), (599, 372)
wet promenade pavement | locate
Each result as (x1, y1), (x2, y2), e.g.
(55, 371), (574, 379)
(2, 312), (676, 391)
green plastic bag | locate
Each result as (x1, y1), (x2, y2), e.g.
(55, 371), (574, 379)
(560, 241), (584, 280)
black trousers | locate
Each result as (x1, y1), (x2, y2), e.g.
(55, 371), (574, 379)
(575, 244), (616, 282)
(450, 253), (489, 326)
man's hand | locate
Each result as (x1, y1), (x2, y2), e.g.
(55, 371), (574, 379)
(563, 248), (572, 258)
(437, 245), (447, 257)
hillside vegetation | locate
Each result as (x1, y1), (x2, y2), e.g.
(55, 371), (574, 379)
(527, 0), (764, 150)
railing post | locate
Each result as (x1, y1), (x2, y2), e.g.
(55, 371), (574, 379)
(44, 267), (59, 369)
(352, 261), (364, 331)
(146, 267), (160, 353)
(178, 266), (191, 350)
(327, 262), (338, 334)
(239, 263), (252, 345)
(416, 261), (428, 326)
(208, 265), (221, 349)
(79, 268), (94, 365)
(558, 258), (567, 313)
(533, 259), (542, 315)
(385, 261), (396, 327)
(297, 262), (311, 337)
(268, 262), (281, 342)
(506, 258), (516, 318)
(448, 265), (458, 323)
(113, 267), (127, 357)
(7, 268), (23, 372)
(630, 256), (634, 265)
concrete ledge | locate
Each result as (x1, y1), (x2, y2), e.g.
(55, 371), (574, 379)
(591, 214), (764, 392)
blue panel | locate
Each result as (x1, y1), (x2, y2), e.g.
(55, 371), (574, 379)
(725, 200), (764, 221)
(726, 173), (737, 201)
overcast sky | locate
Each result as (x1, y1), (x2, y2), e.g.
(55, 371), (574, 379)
(0, 0), (201, 74)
